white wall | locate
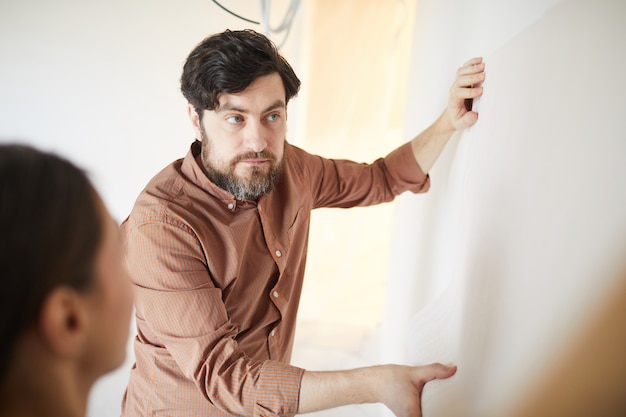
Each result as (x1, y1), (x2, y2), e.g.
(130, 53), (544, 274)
(384, 0), (626, 415)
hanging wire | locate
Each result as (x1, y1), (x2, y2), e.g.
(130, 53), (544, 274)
(211, 0), (260, 25)
(209, 0), (301, 48)
(259, 0), (301, 48)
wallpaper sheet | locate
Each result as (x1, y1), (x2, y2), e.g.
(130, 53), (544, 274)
(400, 0), (626, 415)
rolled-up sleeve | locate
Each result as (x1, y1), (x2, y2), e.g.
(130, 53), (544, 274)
(295, 142), (430, 209)
(126, 220), (304, 417)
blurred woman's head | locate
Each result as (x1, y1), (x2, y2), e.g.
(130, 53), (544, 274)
(0, 144), (132, 415)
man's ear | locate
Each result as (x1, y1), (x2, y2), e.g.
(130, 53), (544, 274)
(187, 104), (202, 137)
(37, 287), (89, 358)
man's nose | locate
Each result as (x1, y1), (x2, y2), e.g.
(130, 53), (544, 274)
(243, 121), (268, 153)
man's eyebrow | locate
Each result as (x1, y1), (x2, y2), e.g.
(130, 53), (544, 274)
(216, 102), (246, 113)
(216, 99), (286, 114)
(263, 100), (286, 113)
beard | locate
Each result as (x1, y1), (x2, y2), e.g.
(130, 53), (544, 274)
(200, 129), (285, 201)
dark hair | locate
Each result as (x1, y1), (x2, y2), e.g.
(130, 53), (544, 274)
(0, 144), (102, 381)
(180, 29), (301, 115)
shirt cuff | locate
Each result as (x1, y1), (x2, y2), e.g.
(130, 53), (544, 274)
(384, 142), (431, 194)
(252, 360), (305, 417)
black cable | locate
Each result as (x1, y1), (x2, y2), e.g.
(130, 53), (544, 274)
(211, 0), (260, 25)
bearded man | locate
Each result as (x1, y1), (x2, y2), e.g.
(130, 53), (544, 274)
(121, 29), (485, 417)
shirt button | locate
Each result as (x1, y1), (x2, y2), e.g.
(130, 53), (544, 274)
(275, 250), (282, 257)
(272, 291), (279, 298)
(227, 203), (235, 210)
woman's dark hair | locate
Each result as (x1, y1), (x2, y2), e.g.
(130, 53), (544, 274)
(0, 144), (102, 381)
(180, 29), (301, 116)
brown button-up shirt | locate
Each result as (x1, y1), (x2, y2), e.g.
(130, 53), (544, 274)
(120, 140), (429, 417)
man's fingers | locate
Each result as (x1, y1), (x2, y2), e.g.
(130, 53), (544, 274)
(417, 363), (458, 383)
(450, 85), (484, 100)
(455, 72), (486, 88)
(457, 61), (486, 78)
(463, 56), (483, 67)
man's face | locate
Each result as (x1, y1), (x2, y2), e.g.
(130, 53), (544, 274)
(195, 73), (287, 200)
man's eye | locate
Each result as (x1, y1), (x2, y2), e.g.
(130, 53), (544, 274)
(267, 113), (279, 121)
(226, 115), (243, 124)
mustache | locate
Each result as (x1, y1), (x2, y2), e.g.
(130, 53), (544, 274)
(233, 151), (276, 163)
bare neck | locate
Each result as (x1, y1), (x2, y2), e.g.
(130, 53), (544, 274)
(0, 357), (93, 417)
(1, 379), (90, 417)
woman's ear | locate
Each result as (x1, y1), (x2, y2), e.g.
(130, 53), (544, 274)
(37, 287), (89, 358)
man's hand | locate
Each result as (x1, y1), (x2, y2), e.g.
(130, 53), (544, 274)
(444, 57), (486, 131)
(298, 362), (457, 416)
(380, 363), (457, 417)
(411, 57), (486, 173)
